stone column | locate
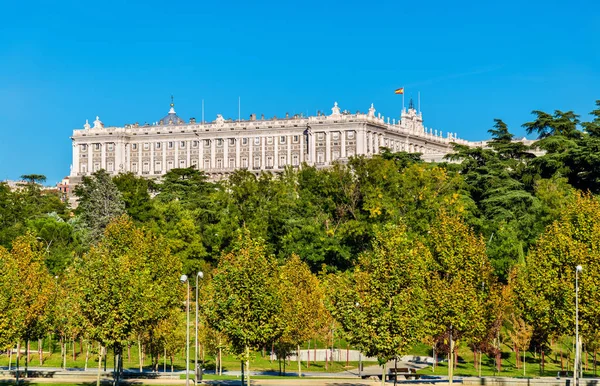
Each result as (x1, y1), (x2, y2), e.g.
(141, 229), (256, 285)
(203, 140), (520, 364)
(138, 145), (142, 175)
(223, 139), (229, 169)
(72, 143), (80, 176)
(261, 137), (266, 170)
(211, 139), (216, 169)
(287, 135), (292, 166)
(162, 141), (167, 173)
(150, 142), (155, 174)
(325, 132), (331, 164)
(175, 141), (179, 168)
(101, 143), (106, 170)
(341, 131), (346, 158)
(186, 140), (191, 168)
(249, 139), (253, 169)
(300, 134), (305, 163)
(310, 133), (316, 165)
(199, 141), (205, 169)
(88, 143), (93, 173)
(274, 136), (279, 169)
(356, 128), (365, 155)
(115, 140), (123, 172)
(235, 138), (241, 168)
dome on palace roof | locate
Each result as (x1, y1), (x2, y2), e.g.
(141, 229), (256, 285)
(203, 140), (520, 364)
(158, 98), (185, 126)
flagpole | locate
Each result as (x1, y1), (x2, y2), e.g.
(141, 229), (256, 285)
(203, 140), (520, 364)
(202, 99), (204, 124)
(418, 91), (420, 113)
(402, 87), (405, 112)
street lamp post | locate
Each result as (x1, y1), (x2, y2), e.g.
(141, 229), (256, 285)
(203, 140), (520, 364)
(574, 265), (583, 386)
(195, 271), (204, 384)
(180, 275), (190, 386)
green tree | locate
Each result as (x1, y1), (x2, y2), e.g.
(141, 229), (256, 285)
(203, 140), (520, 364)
(278, 254), (328, 376)
(424, 211), (496, 383)
(112, 172), (157, 223)
(74, 170), (125, 243)
(514, 194), (600, 356)
(205, 230), (282, 386)
(328, 224), (427, 385)
(75, 216), (182, 385)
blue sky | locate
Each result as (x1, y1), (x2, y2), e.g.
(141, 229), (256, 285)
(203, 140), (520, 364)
(1, 0), (598, 184)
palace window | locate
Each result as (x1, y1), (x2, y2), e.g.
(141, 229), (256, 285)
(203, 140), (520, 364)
(168, 142), (174, 149)
(229, 138), (235, 146)
(204, 159), (210, 169)
(266, 156), (273, 167)
(155, 161), (162, 172)
(217, 139), (223, 147)
(280, 136), (286, 144)
(267, 136), (273, 145)
(132, 144), (138, 150)
(216, 158), (223, 168)
(253, 156), (260, 168)
(143, 162), (149, 172)
(292, 154), (299, 166)
(348, 131), (355, 139)
(167, 160), (174, 171)
(293, 135), (299, 143)
(333, 151), (340, 160)
(229, 158), (235, 168)
(144, 143), (149, 150)
(132, 162), (138, 172)
(332, 132), (339, 140)
(204, 139), (210, 147)
(242, 138), (248, 145)
(254, 137), (260, 145)
(107, 162), (114, 172)
(95, 143), (100, 150)
(192, 159), (198, 167)
(317, 133), (324, 140)
(347, 149), (355, 157)
(156, 142), (161, 149)
(280, 155), (286, 166)
(80, 164), (87, 173)
(108, 143), (114, 151)
(93, 162), (100, 171)
(180, 141), (186, 148)
(81, 144), (87, 151)
(192, 141), (198, 148)
(179, 160), (186, 168)
(317, 152), (324, 163)
(242, 157), (248, 168)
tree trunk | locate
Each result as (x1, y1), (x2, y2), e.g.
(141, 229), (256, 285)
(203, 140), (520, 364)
(346, 344), (349, 367)
(245, 345), (250, 386)
(85, 341), (90, 371)
(138, 338), (143, 372)
(297, 344), (302, 377)
(381, 362), (386, 386)
(72, 338), (76, 361)
(97, 346), (103, 386)
(16, 342), (20, 384)
(25, 339), (29, 378)
(171, 355), (173, 372)
(561, 350), (564, 371)
(39, 338), (43, 365)
(448, 332), (454, 385)
(307, 340), (310, 368)
(9, 346), (13, 371)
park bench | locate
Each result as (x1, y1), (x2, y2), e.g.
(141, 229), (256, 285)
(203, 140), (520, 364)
(389, 367), (421, 380)
(557, 371), (571, 378)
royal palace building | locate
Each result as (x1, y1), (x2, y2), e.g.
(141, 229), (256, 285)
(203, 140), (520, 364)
(69, 99), (478, 186)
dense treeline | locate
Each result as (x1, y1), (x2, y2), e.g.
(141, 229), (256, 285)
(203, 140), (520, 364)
(1, 101), (600, 384)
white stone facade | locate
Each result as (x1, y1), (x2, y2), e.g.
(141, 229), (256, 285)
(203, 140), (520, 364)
(69, 100), (476, 184)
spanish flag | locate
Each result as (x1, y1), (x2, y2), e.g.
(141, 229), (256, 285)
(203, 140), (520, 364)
(395, 88), (404, 95)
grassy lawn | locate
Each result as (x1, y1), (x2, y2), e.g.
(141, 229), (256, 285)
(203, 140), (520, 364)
(417, 341), (600, 378)
(0, 339), (375, 374)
